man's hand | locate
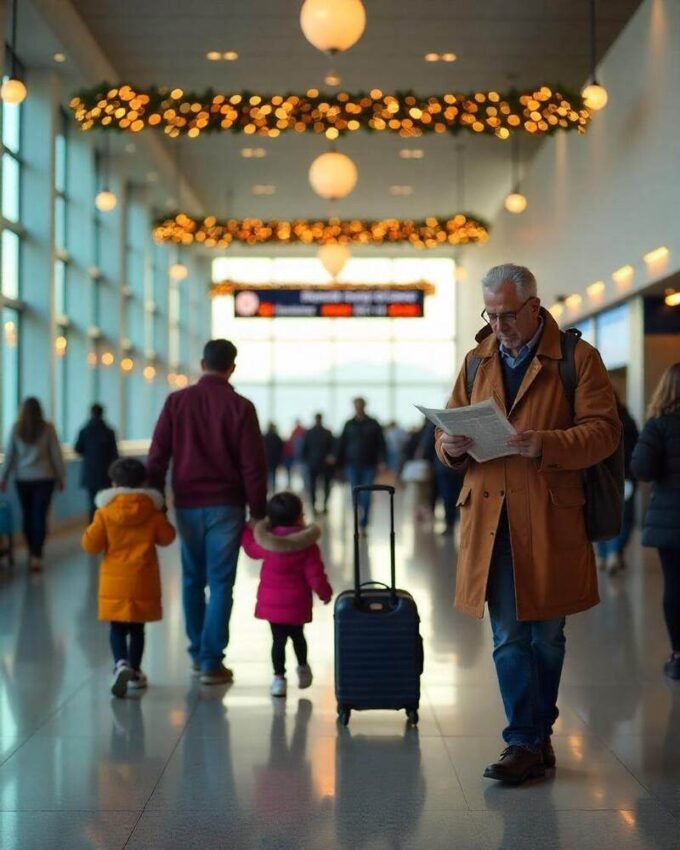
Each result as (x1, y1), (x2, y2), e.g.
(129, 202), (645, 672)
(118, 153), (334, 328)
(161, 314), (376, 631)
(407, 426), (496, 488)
(507, 430), (543, 458)
(440, 434), (473, 459)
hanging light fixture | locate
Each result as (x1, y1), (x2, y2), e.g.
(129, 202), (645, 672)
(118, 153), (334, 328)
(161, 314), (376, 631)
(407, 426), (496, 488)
(169, 258), (188, 281)
(504, 133), (527, 214)
(0, 0), (27, 104)
(581, 0), (608, 111)
(318, 243), (350, 278)
(309, 150), (357, 199)
(95, 136), (117, 212)
(300, 0), (366, 54)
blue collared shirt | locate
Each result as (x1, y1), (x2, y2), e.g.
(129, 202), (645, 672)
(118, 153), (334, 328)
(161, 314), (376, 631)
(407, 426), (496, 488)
(498, 317), (545, 370)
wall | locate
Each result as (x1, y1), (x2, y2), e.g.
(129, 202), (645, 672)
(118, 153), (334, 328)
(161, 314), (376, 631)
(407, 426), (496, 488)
(456, 0), (680, 381)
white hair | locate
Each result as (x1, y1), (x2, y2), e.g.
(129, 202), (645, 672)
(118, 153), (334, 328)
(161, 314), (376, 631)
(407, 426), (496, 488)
(481, 264), (537, 301)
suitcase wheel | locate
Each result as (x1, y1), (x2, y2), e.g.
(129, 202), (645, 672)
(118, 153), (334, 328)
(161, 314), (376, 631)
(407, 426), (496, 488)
(337, 706), (351, 726)
(406, 708), (419, 726)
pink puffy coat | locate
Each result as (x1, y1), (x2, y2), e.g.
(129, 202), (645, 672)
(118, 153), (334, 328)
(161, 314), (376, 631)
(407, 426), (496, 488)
(241, 521), (333, 624)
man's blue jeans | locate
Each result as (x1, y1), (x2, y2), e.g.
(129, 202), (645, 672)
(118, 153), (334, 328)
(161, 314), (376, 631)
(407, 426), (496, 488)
(175, 504), (245, 671)
(486, 516), (566, 748)
(345, 465), (377, 527)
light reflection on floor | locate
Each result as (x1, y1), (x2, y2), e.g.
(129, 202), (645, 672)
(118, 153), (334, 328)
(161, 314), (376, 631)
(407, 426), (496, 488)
(0, 485), (678, 849)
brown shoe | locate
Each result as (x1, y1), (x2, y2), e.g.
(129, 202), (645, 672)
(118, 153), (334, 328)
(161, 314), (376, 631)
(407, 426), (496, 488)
(199, 664), (234, 685)
(483, 745), (545, 784)
(542, 738), (556, 769)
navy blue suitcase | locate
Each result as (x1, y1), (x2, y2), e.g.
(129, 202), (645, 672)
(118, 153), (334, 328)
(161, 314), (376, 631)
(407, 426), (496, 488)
(334, 484), (423, 726)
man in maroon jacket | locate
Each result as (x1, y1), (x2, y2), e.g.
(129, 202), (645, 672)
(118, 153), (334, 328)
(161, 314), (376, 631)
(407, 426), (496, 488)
(147, 339), (267, 684)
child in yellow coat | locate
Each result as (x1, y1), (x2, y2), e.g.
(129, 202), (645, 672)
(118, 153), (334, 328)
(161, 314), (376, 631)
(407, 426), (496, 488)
(82, 457), (176, 697)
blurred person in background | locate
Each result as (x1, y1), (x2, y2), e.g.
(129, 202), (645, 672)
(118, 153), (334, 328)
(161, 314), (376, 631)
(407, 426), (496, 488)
(0, 397), (65, 572)
(74, 403), (119, 521)
(631, 363), (680, 680)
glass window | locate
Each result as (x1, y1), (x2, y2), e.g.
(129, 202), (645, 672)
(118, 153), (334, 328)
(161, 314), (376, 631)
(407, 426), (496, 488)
(54, 259), (66, 316)
(55, 195), (67, 251)
(2, 153), (20, 222)
(2, 99), (20, 152)
(55, 132), (66, 195)
(332, 340), (391, 383)
(596, 304), (630, 370)
(54, 327), (68, 437)
(393, 340), (456, 382)
(2, 308), (19, 442)
(2, 229), (20, 299)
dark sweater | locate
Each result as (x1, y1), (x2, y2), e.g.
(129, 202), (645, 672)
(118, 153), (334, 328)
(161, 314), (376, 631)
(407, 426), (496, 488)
(336, 415), (386, 467)
(630, 411), (680, 550)
(500, 354), (534, 410)
(147, 375), (268, 516)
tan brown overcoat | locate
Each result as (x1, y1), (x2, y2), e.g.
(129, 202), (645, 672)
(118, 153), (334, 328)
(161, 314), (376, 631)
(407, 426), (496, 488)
(435, 309), (621, 621)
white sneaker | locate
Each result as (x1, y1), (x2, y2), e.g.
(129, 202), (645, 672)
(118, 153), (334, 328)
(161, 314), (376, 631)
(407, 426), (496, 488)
(297, 664), (313, 689)
(271, 676), (287, 698)
(111, 660), (134, 698)
(127, 670), (148, 690)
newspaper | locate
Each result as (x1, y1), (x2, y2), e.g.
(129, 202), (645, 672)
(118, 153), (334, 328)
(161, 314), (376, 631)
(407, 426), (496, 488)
(415, 399), (519, 463)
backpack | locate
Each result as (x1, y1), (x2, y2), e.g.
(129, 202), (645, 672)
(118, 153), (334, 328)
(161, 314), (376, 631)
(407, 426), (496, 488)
(465, 328), (625, 542)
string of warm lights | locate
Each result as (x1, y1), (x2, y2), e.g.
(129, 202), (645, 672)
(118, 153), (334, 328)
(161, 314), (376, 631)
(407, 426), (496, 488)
(153, 212), (490, 249)
(70, 84), (591, 139)
(210, 280), (437, 297)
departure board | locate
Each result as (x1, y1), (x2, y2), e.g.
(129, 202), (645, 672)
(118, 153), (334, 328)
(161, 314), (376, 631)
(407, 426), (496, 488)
(233, 287), (425, 318)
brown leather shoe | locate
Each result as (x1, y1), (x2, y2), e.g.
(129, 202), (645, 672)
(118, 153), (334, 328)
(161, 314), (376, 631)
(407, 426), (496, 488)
(483, 745), (546, 784)
(543, 738), (556, 769)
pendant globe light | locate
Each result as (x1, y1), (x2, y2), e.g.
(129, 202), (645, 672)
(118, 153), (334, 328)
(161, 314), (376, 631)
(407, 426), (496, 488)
(0, 0), (27, 104)
(169, 257), (188, 281)
(95, 137), (117, 212)
(504, 134), (527, 214)
(300, 0), (366, 54)
(581, 0), (608, 111)
(309, 150), (357, 199)
(318, 243), (350, 278)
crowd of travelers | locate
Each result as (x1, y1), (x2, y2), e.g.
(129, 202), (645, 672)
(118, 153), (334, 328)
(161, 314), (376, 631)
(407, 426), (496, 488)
(1, 262), (679, 787)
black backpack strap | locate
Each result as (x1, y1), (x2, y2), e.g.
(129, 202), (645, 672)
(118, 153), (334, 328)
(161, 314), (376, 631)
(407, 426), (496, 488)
(465, 354), (482, 403)
(558, 328), (582, 417)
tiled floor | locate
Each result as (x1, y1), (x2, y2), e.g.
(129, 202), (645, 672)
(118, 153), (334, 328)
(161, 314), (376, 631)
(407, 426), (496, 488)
(1, 488), (679, 849)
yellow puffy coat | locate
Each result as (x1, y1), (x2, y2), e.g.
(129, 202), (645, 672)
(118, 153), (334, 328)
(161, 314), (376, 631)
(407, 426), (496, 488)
(82, 488), (176, 623)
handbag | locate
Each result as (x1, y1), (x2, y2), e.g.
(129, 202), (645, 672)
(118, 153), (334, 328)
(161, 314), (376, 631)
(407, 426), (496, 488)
(400, 459), (431, 484)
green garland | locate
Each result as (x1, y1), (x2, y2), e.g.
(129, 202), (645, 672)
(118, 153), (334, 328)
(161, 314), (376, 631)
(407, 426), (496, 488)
(70, 83), (591, 139)
(153, 212), (490, 249)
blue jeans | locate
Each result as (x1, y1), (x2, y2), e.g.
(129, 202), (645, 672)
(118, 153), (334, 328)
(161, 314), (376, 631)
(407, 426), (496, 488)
(596, 495), (635, 558)
(486, 515), (566, 748)
(345, 465), (377, 527)
(175, 504), (245, 671)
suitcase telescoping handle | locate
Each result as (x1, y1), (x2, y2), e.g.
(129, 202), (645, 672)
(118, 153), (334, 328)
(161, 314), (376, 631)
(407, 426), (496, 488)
(352, 484), (396, 604)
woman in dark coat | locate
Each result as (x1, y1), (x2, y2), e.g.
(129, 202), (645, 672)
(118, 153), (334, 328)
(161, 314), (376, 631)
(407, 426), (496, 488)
(631, 363), (680, 680)
(74, 403), (119, 521)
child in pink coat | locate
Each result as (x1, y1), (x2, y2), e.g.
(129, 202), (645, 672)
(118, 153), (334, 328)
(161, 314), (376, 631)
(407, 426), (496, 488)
(241, 491), (333, 698)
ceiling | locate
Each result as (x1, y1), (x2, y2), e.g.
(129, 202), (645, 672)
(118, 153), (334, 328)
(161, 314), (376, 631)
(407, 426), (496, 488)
(26, 0), (644, 245)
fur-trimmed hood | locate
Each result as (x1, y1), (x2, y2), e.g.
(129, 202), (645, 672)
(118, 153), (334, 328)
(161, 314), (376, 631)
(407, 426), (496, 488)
(253, 519), (321, 553)
(94, 487), (165, 528)
(95, 487), (164, 510)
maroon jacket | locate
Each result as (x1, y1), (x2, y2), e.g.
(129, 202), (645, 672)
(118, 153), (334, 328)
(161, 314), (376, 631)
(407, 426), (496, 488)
(147, 374), (267, 517)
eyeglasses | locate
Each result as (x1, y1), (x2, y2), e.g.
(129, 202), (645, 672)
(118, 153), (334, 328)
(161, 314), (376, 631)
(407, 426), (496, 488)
(481, 297), (534, 327)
